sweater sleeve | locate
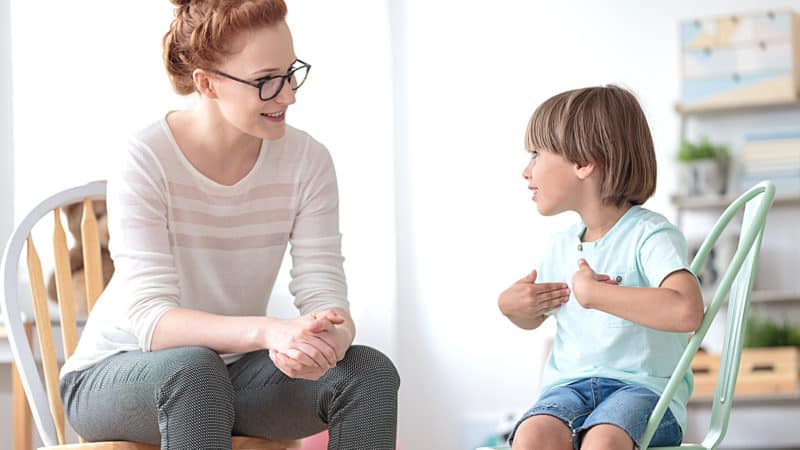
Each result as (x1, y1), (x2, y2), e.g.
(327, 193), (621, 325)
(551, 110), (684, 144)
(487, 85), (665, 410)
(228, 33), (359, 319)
(106, 139), (180, 351)
(288, 137), (349, 314)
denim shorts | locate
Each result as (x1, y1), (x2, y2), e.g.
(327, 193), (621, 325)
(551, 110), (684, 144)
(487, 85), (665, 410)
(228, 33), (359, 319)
(509, 377), (682, 450)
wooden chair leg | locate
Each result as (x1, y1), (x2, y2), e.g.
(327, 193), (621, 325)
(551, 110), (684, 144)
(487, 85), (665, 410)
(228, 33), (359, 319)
(12, 321), (34, 450)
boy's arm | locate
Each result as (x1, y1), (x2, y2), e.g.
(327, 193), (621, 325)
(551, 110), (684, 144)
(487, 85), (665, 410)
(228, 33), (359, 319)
(572, 260), (704, 332)
(498, 270), (570, 330)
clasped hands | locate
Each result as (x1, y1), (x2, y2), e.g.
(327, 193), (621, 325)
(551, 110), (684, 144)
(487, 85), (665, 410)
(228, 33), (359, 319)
(268, 309), (352, 381)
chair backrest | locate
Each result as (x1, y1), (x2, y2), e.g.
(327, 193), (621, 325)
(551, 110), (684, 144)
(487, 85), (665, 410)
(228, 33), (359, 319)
(641, 180), (776, 450)
(1, 181), (106, 447)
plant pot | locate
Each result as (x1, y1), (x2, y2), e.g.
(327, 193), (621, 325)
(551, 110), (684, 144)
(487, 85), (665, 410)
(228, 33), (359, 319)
(676, 160), (728, 196)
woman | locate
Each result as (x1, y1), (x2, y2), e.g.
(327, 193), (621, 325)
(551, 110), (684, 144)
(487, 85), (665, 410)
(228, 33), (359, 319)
(59, 1), (399, 448)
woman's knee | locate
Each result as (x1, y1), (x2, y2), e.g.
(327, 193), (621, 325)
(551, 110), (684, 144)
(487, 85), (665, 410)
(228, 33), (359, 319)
(336, 345), (400, 391)
(158, 346), (234, 409)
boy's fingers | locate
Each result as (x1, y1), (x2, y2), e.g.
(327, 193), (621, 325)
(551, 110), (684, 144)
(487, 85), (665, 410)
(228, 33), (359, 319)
(519, 270), (538, 284)
(533, 282), (570, 293)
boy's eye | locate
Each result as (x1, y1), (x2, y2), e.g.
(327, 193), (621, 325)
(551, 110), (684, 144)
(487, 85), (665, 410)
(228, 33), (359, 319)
(531, 150), (540, 159)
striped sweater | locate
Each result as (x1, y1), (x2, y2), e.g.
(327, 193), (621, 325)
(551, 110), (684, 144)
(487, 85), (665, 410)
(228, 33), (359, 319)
(61, 118), (348, 377)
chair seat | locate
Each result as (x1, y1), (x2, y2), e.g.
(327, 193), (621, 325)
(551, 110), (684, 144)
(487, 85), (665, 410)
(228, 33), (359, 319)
(40, 436), (301, 449)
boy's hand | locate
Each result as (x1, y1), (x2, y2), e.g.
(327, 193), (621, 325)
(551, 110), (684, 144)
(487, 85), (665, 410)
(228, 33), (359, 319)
(572, 259), (618, 307)
(498, 270), (571, 321)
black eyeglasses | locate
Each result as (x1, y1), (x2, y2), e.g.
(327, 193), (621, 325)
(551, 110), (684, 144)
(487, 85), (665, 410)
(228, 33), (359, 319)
(207, 59), (311, 101)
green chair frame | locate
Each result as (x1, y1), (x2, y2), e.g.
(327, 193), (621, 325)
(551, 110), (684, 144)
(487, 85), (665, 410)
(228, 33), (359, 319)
(642, 181), (775, 449)
(477, 181), (776, 450)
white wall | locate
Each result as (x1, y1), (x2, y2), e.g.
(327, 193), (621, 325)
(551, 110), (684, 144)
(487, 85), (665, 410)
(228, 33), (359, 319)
(393, 1), (800, 449)
(1, 0), (14, 446)
(1, 0), (12, 247)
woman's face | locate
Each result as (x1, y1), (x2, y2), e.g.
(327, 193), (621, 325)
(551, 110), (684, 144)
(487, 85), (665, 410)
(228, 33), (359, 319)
(212, 22), (299, 141)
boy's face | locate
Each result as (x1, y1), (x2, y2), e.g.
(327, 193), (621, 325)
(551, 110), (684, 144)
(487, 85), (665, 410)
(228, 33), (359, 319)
(522, 148), (582, 215)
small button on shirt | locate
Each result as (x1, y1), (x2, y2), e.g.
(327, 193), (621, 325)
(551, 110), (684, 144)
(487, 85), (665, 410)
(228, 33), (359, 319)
(537, 206), (694, 433)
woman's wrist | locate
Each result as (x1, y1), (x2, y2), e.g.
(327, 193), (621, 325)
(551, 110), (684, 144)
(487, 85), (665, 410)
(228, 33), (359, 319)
(255, 316), (281, 350)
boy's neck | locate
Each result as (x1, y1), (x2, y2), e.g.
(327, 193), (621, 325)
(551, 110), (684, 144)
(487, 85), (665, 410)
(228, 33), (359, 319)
(579, 202), (633, 242)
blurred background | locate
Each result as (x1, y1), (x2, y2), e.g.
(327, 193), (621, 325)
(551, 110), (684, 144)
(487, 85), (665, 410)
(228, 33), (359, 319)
(2, 1), (800, 449)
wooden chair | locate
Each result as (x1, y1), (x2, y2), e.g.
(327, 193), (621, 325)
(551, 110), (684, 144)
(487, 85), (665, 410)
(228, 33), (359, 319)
(0, 181), (300, 450)
(476, 181), (776, 450)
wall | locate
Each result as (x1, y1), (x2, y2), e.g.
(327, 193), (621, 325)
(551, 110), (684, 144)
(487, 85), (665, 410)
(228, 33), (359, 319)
(1, 0), (14, 446)
(393, 1), (800, 449)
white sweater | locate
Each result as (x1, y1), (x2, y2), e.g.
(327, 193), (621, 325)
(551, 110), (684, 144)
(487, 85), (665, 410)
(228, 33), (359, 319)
(61, 118), (348, 377)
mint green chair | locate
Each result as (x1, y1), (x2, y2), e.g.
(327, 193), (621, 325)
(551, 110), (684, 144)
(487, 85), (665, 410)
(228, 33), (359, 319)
(640, 180), (775, 449)
(477, 181), (776, 450)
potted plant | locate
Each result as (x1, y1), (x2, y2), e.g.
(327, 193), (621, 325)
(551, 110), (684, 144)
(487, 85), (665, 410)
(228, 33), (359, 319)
(744, 316), (800, 348)
(675, 137), (730, 196)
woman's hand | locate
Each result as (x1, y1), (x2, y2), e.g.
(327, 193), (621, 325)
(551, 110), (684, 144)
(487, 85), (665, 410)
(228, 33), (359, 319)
(264, 313), (344, 379)
(310, 309), (354, 362)
(498, 270), (570, 329)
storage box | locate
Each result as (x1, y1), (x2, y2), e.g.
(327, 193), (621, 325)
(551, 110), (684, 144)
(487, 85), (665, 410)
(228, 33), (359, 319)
(679, 10), (800, 110)
(691, 347), (800, 397)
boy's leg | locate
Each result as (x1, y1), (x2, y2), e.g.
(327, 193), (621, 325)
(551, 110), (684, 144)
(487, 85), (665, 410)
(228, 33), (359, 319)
(577, 380), (682, 449)
(512, 415), (572, 450)
(60, 346), (235, 449)
(579, 424), (633, 450)
(508, 379), (596, 450)
(227, 345), (400, 450)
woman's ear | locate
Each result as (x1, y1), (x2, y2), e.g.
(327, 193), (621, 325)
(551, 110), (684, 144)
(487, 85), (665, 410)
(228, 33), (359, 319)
(192, 69), (218, 99)
(574, 162), (595, 180)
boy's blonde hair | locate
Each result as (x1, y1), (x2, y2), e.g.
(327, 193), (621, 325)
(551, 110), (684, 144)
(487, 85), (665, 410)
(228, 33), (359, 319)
(525, 85), (657, 207)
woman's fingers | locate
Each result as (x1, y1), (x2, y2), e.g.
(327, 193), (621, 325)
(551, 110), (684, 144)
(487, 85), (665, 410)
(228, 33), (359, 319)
(284, 344), (328, 370)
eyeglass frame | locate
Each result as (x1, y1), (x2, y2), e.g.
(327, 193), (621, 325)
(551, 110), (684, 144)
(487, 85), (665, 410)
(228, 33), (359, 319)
(205, 58), (311, 101)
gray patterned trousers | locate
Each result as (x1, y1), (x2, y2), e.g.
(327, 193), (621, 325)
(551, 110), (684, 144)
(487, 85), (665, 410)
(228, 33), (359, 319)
(60, 345), (399, 450)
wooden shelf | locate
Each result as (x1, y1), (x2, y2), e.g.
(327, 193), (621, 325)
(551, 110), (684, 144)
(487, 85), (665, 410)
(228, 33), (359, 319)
(689, 391), (800, 406)
(676, 96), (800, 116)
(671, 194), (800, 210)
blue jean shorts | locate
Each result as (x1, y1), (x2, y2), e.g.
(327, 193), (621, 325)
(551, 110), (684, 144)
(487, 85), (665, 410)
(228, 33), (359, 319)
(509, 377), (682, 449)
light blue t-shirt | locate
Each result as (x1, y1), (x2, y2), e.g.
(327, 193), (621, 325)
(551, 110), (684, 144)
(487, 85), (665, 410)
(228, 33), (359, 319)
(538, 206), (694, 432)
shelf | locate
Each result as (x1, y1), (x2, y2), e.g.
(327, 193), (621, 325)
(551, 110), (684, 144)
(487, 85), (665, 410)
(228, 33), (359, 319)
(751, 290), (800, 304)
(703, 290), (800, 305)
(675, 96), (800, 116)
(689, 391), (800, 406)
(671, 194), (800, 210)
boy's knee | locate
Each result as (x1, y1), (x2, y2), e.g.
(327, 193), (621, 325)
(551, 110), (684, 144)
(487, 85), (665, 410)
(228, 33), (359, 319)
(512, 415), (572, 450)
(580, 424), (633, 450)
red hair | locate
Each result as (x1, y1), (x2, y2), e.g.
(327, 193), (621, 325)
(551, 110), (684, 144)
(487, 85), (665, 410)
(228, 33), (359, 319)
(163, 0), (288, 95)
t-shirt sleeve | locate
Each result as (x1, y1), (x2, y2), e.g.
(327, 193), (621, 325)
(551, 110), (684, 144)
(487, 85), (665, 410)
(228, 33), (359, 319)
(288, 138), (349, 314)
(107, 139), (180, 351)
(636, 224), (691, 288)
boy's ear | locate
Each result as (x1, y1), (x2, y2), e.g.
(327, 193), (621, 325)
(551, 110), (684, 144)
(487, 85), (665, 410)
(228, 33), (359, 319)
(574, 162), (595, 180)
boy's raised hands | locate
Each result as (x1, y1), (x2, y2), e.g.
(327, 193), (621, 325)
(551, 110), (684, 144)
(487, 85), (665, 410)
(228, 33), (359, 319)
(498, 270), (570, 330)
